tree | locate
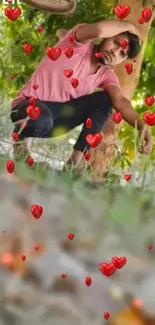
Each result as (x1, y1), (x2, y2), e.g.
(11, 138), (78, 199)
(90, 0), (155, 179)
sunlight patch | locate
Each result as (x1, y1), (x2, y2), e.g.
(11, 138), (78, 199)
(52, 126), (68, 137)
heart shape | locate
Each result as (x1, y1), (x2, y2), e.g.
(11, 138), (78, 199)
(5, 7), (21, 21)
(143, 112), (155, 126)
(71, 78), (78, 88)
(86, 118), (92, 128)
(23, 44), (33, 54)
(111, 256), (127, 269)
(26, 105), (41, 120)
(142, 8), (152, 22)
(124, 174), (132, 181)
(37, 27), (44, 32)
(64, 69), (73, 78)
(86, 133), (102, 148)
(61, 273), (67, 279)
(120, 39), (128, 50)
(30, 205), (43, 219)
(112, 112), (123, 124)
(69, 34), (74, 43)
(33, 84), (39, 90)
(84, 152), (90, 161)
(46, 47), (62, 61)
(29, 97), (36, 106)
(85, 276), (92, 287)
(125, 63), (133, 75)
(95, 52), (102, 59)
(145, 96), (154, 107)
(64, 47), (74, 58)
(103, 312), (110, 320)
(6, 160), (15, 174)
(139, 17), (144, 24)
(99, 262), (116, 277)
(114, 5), (131, 19)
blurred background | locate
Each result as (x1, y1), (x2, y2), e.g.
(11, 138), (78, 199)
(0, 0), (155, 324)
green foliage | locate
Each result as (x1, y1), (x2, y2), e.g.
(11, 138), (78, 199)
(0, 0), (112, 99)
(0, 0), (155, 171)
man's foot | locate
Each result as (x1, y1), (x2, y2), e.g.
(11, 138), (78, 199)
(63, 150), (90, 175)
(13, 140), (31, 161)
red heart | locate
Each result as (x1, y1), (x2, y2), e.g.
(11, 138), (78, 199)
(142, 8), (152, 22)
(35, 245), (39, 251)
(46, 47), (62, 61)
(85, 276), (92, 287)
(114, 5), (131, 19)
(95, 52), (102, 59)
(84, 152), (91, 161)
(30, 205), (43, 219)
(27, 156), (34, 167)
(145, 96), (154, 107)
(71, 78), (78, 88)
(86, 133), (102, 148)
(68, 233), (74, 240)
(99, 262), (116, 277)
(111, 256), (127, 269)
(29, 97), (36, 106)
(148, 245), (153, 250)
(61, 273), (67, 279)
(33, 84), (39, 90)
(21, 255), (26, 261)
(64, 47), (74, 58)
(69, 34), (74, 43)
(124, 174), (132, 181)
(86, 118), (92, 128)
(26, 105), (41, 120)
(133, 59), (136, 63)
(6, 160), (15, 174)
(125, 63), (133, 75)
(23, 44), (33, 54)
(103, 312), (110, 320)
(143, 112), (155, 126)
(120, 39), (128, 50)
(12, 132), (19, 141)
(112, 112), (123, 124)
(5, 7), (21, 21)
(138, 17), (144, 24)
(37, 27), (44, 32)
(64, 69), (73, 78)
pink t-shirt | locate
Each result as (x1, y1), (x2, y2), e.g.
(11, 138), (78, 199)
(11, 23), (120, 109)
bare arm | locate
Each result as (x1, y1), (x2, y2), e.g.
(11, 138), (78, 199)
(106, 85), (153, 153)
(75, 20), (140, 44)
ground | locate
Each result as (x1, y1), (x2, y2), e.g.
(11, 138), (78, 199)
(0, 103), (155, 325)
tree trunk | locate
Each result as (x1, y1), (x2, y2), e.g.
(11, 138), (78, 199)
(90, 0), (155, 179)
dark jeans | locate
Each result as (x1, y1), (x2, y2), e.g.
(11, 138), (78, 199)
(10, 91), (112, 152)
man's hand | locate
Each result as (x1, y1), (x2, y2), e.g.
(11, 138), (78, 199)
(139, 129), (153, 154)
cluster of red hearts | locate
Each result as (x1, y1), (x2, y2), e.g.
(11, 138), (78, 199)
(114, 5), (152, 23)
(112, 96), (155, 127)
(100, 256), (127, 277)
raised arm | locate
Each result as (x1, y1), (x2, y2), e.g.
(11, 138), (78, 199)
(75, 20), (140, 43)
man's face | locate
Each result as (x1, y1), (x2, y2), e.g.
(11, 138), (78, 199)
(98, 33), (129, 66)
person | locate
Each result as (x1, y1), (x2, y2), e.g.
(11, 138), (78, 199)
(10, 19), (153, 169)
